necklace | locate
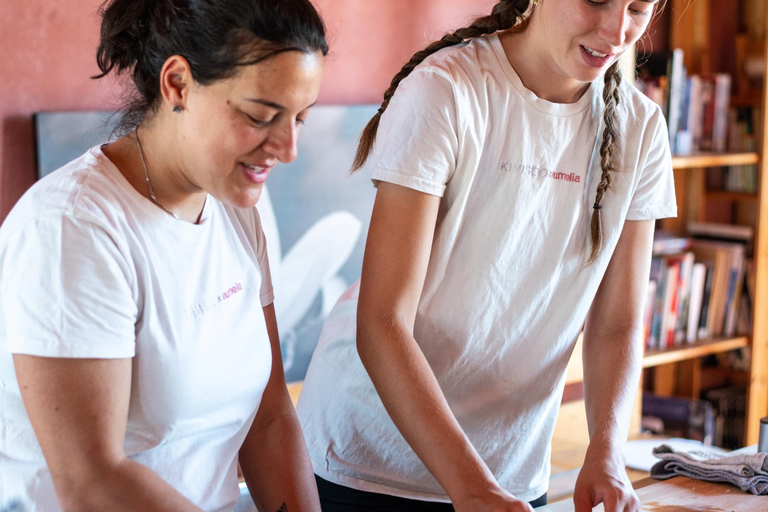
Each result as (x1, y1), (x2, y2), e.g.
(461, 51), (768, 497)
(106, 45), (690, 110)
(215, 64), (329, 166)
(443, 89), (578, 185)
(134, 130), (180, 220)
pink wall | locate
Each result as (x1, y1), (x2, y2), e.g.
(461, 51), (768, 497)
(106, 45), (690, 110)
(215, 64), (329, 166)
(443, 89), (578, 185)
(0, 0), (495, 221)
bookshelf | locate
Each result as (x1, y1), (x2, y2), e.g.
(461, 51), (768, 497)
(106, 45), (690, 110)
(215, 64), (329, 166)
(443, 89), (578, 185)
(641, 0), (768, 446)
(642, 336), (749, 369)
(671, 152), (759, 169)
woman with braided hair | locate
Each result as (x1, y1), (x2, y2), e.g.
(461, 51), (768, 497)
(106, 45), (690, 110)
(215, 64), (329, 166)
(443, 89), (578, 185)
(298, 0), (673, 511)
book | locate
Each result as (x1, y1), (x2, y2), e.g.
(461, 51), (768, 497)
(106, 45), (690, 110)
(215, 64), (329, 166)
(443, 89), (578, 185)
(690, 240), (745, 337)
(673, 252), (695, 345)
(723, 244), (746, 337)
(698, 260), (715, 340)
(687, 222), (754, 243)
(666, 48), (686, 151)
(653, 231), (692, 256)
(661, 260), (680, 348)
(687, 262), (707, 343)
(699, 75), (718, 151)
(712, 74), (732, 153)
(649, 257), (667, 349)
(644, 280), (658, 349)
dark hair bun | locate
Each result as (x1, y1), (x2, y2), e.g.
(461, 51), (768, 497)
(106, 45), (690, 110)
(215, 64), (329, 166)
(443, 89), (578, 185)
(94, 0), (328, 133)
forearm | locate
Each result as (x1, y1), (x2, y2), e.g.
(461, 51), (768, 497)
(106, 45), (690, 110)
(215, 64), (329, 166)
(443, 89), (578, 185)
(358, 321), (498, 502)
(582, 325), (643, 457)
(239, 408), (320, 512)
(57, 458), (203, 512)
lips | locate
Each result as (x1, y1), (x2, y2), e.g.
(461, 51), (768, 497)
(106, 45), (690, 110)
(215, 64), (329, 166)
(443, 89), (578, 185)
(580, 45), (613, 68)
(241, 162), (271, 184)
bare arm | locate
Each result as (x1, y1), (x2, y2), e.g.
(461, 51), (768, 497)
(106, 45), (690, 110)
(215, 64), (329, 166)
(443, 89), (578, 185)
(239, 303), (320, 512)
(356, 182), (531, 512)
(14, 355), (203, 512)
(574, 219), (656, 512)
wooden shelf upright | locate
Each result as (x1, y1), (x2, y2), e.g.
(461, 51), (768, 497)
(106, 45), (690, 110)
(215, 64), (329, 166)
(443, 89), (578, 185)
(653, 0), (768, 445)
(746, 13), (768, 445)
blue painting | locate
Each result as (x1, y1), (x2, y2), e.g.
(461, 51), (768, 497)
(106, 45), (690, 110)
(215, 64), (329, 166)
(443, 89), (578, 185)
(34, 105), (378, 382)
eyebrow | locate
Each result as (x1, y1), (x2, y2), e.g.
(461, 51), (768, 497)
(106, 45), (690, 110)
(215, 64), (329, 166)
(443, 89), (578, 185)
(246, 99), (286, 110)
(245, 98), (318, 111)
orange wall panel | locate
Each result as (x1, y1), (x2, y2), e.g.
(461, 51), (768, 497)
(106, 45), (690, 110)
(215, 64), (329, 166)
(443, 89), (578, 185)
(0, 0), (495, 221)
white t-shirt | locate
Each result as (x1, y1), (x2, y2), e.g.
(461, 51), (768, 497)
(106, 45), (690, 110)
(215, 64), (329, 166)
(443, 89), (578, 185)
(297, 34), (676, 502)
(0, 146), (274, 512)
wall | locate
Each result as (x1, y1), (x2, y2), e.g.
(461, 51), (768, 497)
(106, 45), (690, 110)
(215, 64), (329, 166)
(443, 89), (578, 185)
(0, 0), (496, 221)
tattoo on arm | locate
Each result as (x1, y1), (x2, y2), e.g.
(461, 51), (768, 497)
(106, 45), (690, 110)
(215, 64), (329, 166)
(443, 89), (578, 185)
(275, 504), (288, 512)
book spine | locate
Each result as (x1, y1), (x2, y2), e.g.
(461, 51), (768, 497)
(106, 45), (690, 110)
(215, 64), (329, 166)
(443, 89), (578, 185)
(698, 262), (715, 340)
(687, 263), (707, 343)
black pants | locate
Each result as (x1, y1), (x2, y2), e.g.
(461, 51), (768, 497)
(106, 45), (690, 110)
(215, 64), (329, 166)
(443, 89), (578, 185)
(316, 475), (548, 511)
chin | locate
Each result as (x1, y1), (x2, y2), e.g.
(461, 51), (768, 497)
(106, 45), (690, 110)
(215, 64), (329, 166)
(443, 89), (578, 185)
(234, 188), (264, 209)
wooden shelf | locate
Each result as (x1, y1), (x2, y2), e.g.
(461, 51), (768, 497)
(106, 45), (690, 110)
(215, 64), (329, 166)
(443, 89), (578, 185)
(706, 190), (760, 202)
(642, 336), (750, 368)
(671, 152), (759, 169)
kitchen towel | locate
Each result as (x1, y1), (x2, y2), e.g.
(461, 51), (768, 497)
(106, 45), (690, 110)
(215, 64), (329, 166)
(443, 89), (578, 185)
(651, 444), (768, 495)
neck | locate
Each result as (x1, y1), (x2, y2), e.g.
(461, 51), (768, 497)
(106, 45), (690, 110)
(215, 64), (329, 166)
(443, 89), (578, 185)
(499, 29), (590, 104)
(107, 120), (208, 224)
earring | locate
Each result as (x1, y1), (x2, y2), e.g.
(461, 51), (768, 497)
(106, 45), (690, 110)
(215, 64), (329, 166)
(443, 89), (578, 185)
(533, 0), (540, 5)
(172, 106), (183, 114)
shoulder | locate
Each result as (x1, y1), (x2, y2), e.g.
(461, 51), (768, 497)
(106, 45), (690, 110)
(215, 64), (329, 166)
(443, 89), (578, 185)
(220, 204), (267, 250)
(412, 35), (497, 86)
(221, 203), (263, 232)
(617, 78), (666, 129)
(0, 147), (131, 245)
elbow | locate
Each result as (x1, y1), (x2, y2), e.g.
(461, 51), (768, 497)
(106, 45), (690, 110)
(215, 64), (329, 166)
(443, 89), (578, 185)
(355, 311), (391, 365)
(57, 484), (102, 512)
(355, 315), (375, 364)
(356, 309), (410, 370)
(53, 460), (123, 512)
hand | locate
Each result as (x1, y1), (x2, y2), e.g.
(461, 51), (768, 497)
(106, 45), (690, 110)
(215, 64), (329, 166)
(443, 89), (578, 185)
(453, 486), (534, 512)
(573, 449), (641, 512)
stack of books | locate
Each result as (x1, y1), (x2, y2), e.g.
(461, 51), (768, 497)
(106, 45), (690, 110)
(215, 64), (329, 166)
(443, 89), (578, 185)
(644, 223), (754, 350)
(636, 49), (732, 156)
(636, 48), (763, 195)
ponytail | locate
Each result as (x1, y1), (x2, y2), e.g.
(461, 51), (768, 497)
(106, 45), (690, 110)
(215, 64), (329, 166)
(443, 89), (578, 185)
(93, 0), (328, 134)
(94, 0), (157, 80)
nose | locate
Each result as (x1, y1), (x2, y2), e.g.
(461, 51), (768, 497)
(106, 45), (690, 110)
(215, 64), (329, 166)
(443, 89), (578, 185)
(264, 120), (299, 164)
(598, 9), (628, 48)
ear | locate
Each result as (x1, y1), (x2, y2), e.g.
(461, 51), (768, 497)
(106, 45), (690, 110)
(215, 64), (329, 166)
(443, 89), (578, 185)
(158, 55), (193, 112)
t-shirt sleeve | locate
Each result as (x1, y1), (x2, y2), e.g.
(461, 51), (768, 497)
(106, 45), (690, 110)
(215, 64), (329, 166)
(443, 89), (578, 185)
(253, 209), (274, 307)
(371, 67), (459, 197)
(1, 214), (138, 358)
(626, 107), (678, 220)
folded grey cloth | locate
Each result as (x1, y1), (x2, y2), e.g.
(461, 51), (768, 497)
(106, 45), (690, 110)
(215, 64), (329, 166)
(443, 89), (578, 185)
(651, 444), (768, 495)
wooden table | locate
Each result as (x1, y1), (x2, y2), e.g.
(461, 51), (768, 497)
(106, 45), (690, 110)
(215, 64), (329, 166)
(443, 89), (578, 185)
(536, 476), (764, 511)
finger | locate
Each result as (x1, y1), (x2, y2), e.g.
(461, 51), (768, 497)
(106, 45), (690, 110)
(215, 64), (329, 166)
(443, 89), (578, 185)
(616, 487), (641, 512)
(572, 487), (594, 512)
(600, 490), (619, 512)
(627, 492), (643, 512)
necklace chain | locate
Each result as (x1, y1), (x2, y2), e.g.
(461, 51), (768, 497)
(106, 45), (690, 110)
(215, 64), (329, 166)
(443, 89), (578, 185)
(134, 130), (180, 220)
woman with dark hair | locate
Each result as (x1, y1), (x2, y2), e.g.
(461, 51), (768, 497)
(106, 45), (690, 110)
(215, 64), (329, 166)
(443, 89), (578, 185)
(298, 1), (673, 511)
(0, 1), (327, 511)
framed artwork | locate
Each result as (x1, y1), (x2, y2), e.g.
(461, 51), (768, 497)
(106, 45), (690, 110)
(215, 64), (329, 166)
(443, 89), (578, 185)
(34, 105), (378, 382)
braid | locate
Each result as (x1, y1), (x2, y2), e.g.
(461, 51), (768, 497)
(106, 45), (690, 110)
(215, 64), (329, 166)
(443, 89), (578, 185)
(352, 0), (532, 171)
(588, 61), (623, 264)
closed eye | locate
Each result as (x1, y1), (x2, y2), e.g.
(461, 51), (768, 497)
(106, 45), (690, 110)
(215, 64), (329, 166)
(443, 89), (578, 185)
(245, 113), (271, 127)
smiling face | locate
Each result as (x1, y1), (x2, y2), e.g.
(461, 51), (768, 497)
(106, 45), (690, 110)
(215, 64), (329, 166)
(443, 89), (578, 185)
(529, 0), (658, 87)
(178, 50), (324, 208)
